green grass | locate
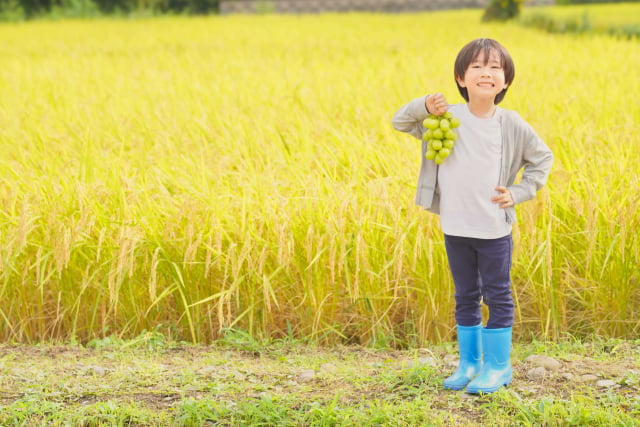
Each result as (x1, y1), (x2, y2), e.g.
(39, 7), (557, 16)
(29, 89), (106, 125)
(0, 336), (638, 426)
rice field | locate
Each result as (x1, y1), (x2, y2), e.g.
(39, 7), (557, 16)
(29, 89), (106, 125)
(0, 8), (638, 346)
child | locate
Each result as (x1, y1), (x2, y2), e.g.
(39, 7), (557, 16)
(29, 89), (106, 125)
(391, 38), (553, 394)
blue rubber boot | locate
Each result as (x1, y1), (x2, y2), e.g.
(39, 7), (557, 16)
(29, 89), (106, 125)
(465, 327), (512, 394)
(443, 324), (482, 390)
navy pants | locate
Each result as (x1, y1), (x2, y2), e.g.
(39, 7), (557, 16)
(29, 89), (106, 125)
(444, 234), (514, 329)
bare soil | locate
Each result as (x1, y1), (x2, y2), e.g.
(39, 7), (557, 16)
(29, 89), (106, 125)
(0, 341), (638, 424)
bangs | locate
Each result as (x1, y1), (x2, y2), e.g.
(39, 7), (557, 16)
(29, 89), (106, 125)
(457, 39), (509, 75)
(471, 44), (506, 68)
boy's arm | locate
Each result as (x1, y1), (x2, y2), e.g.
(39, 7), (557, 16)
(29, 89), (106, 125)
(509, 125), (554, 205)
(391, 96), (430, 140)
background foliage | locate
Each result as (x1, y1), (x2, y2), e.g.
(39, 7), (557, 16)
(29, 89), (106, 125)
(3, 0), (639, 21)
(0, 0), (219, 19)
(482, 0), (524, 21)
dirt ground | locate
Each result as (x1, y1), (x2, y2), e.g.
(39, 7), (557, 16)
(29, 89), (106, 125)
(0, 340), (639, 423)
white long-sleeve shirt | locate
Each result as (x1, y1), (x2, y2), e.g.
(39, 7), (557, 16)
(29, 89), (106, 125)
(438, 103), (511, 238)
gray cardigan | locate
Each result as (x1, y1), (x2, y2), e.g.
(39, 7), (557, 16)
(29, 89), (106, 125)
(392, 96), (554, 224)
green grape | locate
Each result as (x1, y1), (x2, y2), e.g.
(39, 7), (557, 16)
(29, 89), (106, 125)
(425, 149), (437, 160)
(444, 130), (457, 140)
(423, 118), (439, 130)
(423, 112), (461, 164)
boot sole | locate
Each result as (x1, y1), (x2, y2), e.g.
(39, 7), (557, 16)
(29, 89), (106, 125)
(465, 378), (512, 394)
(443, 382), (467, 391)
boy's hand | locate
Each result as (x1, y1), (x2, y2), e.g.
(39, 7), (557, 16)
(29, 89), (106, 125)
(492, 186), (514, 208)
(426, 93), (448, 116)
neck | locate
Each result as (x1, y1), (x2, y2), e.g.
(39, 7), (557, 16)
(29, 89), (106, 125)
(467, 99), (497, 118)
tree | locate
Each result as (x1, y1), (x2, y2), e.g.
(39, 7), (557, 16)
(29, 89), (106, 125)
(482, 0), (524, 22)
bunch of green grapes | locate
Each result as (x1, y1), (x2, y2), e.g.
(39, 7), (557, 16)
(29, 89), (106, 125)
(422, 112), (460, 164)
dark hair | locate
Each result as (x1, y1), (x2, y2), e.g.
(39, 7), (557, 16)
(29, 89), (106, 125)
(454, 38), (515, 105)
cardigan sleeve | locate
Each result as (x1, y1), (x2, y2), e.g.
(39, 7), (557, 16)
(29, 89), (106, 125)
(391, 96), (430, 141)
(508, 117), (554, 205)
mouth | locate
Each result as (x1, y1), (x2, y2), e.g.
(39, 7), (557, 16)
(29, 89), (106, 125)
(477, 82), (494, 88)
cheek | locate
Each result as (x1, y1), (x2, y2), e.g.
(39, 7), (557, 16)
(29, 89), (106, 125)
(493, 73), (506, 87)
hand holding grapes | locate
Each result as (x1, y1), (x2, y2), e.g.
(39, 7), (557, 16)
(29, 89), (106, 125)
(426, 93), (448, 116)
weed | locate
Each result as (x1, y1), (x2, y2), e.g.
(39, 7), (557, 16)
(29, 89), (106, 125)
(174, 398), (228, 426)
(0, 397), (61, 426)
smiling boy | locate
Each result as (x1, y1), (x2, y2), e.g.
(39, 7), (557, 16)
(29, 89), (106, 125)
(391, 38), (553, 394)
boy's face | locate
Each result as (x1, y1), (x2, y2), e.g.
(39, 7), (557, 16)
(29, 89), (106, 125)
(456, 50), (508, 103)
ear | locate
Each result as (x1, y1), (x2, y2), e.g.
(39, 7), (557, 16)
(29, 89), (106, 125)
(456, 75), (466, 88)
